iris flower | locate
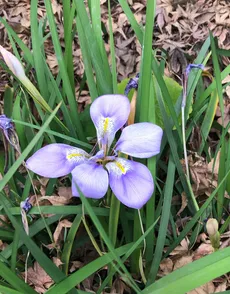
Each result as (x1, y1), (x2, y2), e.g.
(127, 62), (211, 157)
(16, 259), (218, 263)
(26, 95), (163, 209)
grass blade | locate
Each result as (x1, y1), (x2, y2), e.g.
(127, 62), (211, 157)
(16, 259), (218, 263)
(0, 261), (36, 294)
(44, 0), (85, 140)
(143, 245), (230, 294)
(147, 156), (175, 284)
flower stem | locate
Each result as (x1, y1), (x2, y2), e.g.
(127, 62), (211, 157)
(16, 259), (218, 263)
(108, 193), (120, 284)
(131, 210), (142, 273)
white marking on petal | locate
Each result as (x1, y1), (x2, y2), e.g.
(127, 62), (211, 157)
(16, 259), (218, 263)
(106, 158), (131, 176)
(66, 148), (89, 163)
(97, 116), (114, 142)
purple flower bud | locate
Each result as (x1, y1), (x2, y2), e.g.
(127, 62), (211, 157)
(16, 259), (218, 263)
(0, 115), (20, 152)
(124, 73), (140, 96)
(0, 115), (13, 130)
(185, 64), (204, 77)
(20, 197), (32, 213)
(182, 64), (204, 108)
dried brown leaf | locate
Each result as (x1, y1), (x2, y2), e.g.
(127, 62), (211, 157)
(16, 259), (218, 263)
(193, 243), (213, 261)
(170, 238), (190, 256)
(177, 192), (188, 216)
(52, 257), (64, 267)
(70, 260), (84, 272)
(159, 258), (173, 275)
(22, 262), (53, 293)
(188, 281), (215, 294)
(215, 280), (227, 292)
(173, 255), (193, 270)
(40, 195), (72, 206)
(53, 219), (72, 245)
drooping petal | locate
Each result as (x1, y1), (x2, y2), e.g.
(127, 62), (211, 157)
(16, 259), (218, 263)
(26, 144), (89, 178)
(90, 95), (130, 149)
(106, 158), (154, 209)
(72, 162), (109, 199)
(115, 122), (163, 158)
(0, 46), (26, 80)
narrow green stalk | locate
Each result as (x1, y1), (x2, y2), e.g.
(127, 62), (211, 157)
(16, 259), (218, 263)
(137, 0), (156, 122)
(108, 194), (120, 247)
(108, 0), (118, 93)
(63, 0), (75, 93)
(217, 139), (226, 220)
(79, 192), (140, 292)
(10, 229), (20, 272)
(147, 156), (175, 284)
(145, 81), (156, 269)
(108, 194), (120, 285)
(132, 0), (156, 274)
(44, 0), (85, 141)
(131, 210), (142, 273)
(76, 15), (98, 100)
(97, 217), (159, 293)
(61, 215), (82, 275)
(31, 0), (48, 100)
(226, 139), (230, 194)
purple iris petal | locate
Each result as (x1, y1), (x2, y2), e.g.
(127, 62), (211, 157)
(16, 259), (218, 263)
(89, 150), (104, 161)
(26, 144), (89, 178)
(106, 158), (154, 209)
(115, 122), (163, 158)
(72, 162), (109, 199)
(90, 95), (130, 149)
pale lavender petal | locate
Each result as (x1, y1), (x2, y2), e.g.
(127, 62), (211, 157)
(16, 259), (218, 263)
(90, 95), (130, 149)
(72, 162), (109, 199)
(0, 46), (26, 79)
(115, 122), (163, 158)
(89, 150), (104, 161)
(106, 158), (154, 209)
(26, 144), (89, 178)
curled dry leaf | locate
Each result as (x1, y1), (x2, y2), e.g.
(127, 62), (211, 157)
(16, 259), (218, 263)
(177, 192), (188, 216)
(52, 257), (64, 267)
(53, 219), (72, 245)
